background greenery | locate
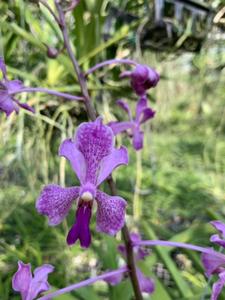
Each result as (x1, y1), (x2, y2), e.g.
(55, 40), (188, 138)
(0, 0), (225, 299)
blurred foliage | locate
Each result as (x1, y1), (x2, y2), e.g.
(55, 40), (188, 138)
(0, 0), (225, 299)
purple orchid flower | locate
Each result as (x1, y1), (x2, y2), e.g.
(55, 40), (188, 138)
(120, 64), (160, 96)
(109, 97), (155, 150)
(0, 57), (34, 116)
(104, 233), (155, 294)
(12, 261), (54, 300)
(201, 221), (225, 300)
(36, 117), (128, 248)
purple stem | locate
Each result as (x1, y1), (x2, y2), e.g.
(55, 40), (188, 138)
(9, 87), (84, 101)
(37, 266), (128, 300)
(135, 240), (225, 259)
(85, 59), (138, 76)
(39, 0), (60, 24)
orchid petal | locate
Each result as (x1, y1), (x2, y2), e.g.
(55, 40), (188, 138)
(0, 93), (17, 116)
(201, 251), (225, 277)
(117, 99), (132, 120)
(139, 108), (155, 124)
(36, 184), (80, 226)
(12, 261), (32, 300)
(27, 264), (54, 300)
(211, 221), (225, 238)
(132, 128), (144, 150)
(59, 138), (86, 184)
(75, 117), (114, 184)
(96, 190), (126, 235)
(211, 271), (225, 300)
(135, 96), (147, 121)
(108, 121), (133, 135)
(136, 268), (155, 294)
(97, 146), (129, 186)
(0, 57), (7, 79)
(104, 271), (124, 285)
(210, 234), (225, 248)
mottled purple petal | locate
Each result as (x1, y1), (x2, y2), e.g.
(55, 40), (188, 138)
(104, 271), (124, 285)
(132, 128), (144, 151)
(67, 202), (92, 248)
(211, 271), (225, 300)
(211, 221), (225, 238)
(108, 121), (133, 135)
(96, 190), (126, 235)
(97, 146), (129, 186)
(139, 108), (155, 124)
(28, 264), (54, 300)
(12, 261), (32, 300)
(59, 139), (86, 184)
(135, 96), (147, 121)
(75, 117), (114, 184)
(117, 99), (132, 120)
(36, 184), (80, 226)
(210, 234), (225, 248)
(136, 268), (155, 294)
(201, 252), (225, 277)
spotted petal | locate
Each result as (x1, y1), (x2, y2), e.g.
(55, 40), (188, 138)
(75, 118), (114, 184)
(211, 271), (225, 300)
(27, 264), (54, 300)
(59, 139), (86, 184)
(12, 261), (32, 300)
(97, 146), (129, 186)
(36, 184), (80, 226)
(96, 190), (126, 235)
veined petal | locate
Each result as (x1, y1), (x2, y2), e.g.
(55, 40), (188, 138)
(27, 264), (54, 300)
(97, 146), (129, 186)
(36, 184), (80, 226)
(75, 117), (114, 184)
(211, 271), (225, 300)
(117, 99), (132, 120)
(12, 261), (32, 300)
(132, 128), (144, 151)
(59, 138), (86, 184)
(108, 121), (133, 135)
(136, 268), (155, 294)
(201, 252), (225, 277)
(96, 190), (126, 235)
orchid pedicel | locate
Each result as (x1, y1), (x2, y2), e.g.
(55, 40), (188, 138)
(1, 1), (223, 300)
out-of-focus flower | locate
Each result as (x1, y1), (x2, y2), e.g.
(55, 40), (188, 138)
(12, 261), (54, 300)
(201, 221), (225, 300)
(0, 57), (34, 116)
(36, 118), (128, 248)
(109, 97), (155, 150)
(120, 64), (160, 96)
(104, 233), (155, 294)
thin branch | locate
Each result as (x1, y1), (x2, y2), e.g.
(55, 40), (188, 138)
(39, 0), (60, 24)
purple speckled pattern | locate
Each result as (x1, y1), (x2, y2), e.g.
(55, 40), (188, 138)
(0, 58), (34, 116)
(109, 97), (155, 151)
(36, 118), (128, 247)
(12, 261), (54, 300)
(96, 190), (126, 235)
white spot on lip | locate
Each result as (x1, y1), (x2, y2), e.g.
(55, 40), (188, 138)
(81, 191), (93, 202)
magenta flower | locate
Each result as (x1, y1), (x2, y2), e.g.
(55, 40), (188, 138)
(201, 221), (225, 300)
(120, 64), (160, 96)
(12, 261), (54, 300)
(36, 118), (128, 248)
(105, 233), (155, 294)
(0, 57), (34, 116)
(109, 97), (155, 150)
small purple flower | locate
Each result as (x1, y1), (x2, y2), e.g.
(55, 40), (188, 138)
(36, 118), (128, 248)
(109, 97), (155, 150)
(12, 261), (54, 300)
(201, 221), (225, 300)
(105, 233), (155, 294)
(120, 64), (160, 96)
(0, 57), (34, 116)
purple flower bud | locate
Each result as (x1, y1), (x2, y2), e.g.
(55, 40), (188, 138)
(47, 47), (59, 59)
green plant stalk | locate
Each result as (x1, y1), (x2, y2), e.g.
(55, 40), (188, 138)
(54, 1), (143, 299)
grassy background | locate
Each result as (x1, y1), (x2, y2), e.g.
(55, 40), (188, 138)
(0, 0), (225, 299)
